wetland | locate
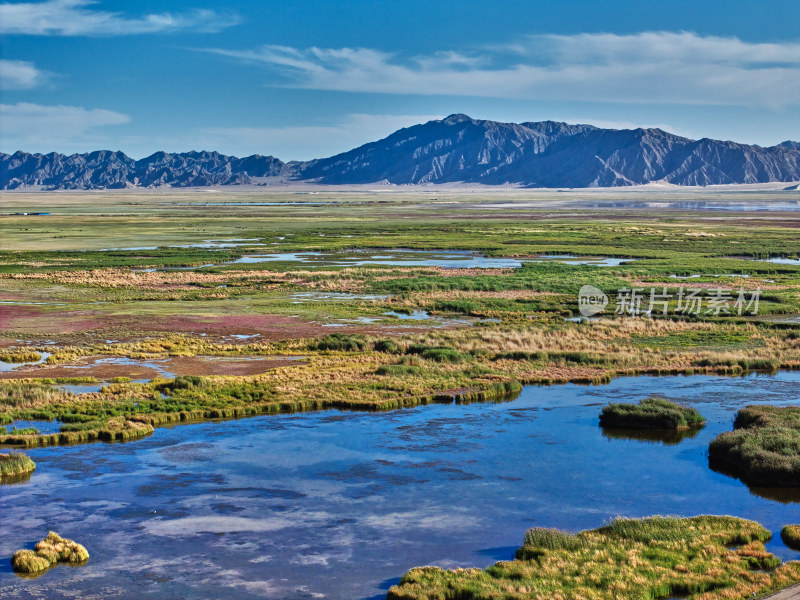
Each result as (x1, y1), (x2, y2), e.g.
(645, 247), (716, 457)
(2, 189), (800, 599)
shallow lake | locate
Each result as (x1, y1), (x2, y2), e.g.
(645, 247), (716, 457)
(2, 372), (800, 599)
(134, 249), (636, 272)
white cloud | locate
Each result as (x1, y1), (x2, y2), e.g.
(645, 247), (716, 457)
(0, 59), (46, 89)
(205, 31), (800, 108)
(0, 0), (239, 36)
(0, 102), (130, 152)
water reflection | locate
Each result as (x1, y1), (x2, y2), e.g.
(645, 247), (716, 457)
(600, 426), (702, 445)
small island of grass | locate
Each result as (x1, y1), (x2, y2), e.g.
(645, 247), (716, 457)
(388, 516), (800, 600)
(11, 532), (89, 574)
(782, 526), (800, 551)
(0, 452), (36, 483)
(709, 405), (800, 487)
(599, 397), (706, 430)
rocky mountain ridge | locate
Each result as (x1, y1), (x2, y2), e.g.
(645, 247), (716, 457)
(2, 115), (798, 189)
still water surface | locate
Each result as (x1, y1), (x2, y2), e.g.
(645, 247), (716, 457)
(2, 372), (800, 599)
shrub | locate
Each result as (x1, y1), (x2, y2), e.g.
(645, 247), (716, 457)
(600, 398), (706, 430)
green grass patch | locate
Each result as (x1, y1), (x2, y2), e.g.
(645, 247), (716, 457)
(0, 452), (36, 482)
(388, 515), (799, 600)
(310, 333), (368, 352)
(0, 350), (41, 363)
(782, 526), (800, 551)
(600, 398), (706, 430)
(709, 405), (800, 487)
(4, 426), (39, 435)
(375, 364), (425, 377)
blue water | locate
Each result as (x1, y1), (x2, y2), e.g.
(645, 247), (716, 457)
(131, 249), (637, 272)
(2, 372), (800, 599)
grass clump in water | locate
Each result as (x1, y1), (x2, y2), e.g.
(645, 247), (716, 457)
(782, 526), (800, 550)
(4, 426), (39, 435)
(0, 350), (41, 363)
(0, 452), (36, 482)
(388, 515), (800, 600)
(600, 397), (706, 430)
(709, 405), (800, 487)
(11, 532), (89, 574)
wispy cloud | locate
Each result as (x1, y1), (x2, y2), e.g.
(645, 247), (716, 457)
(0, 59), (47, 89)
(0, 0), (239, 36)
(204, 31), (800, 108)
(0, 103), (130, 152)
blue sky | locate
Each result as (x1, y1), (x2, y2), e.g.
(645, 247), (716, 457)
(1, 0), (799, 160)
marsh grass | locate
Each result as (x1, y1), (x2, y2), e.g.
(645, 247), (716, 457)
(709, 405), (800, 487)
(0, 452), (35, 481)
(11, 532), (89, 574)
(782, 526), (800, 550)
(310, 333), (368, 352)
(4, 212), (800, 448)
(600, 398), (706, 430)
(388, 516), (800, 600)
(375, 364), (425, 377)
(0, 350), (41, 363)
(4, 426), (39, 435)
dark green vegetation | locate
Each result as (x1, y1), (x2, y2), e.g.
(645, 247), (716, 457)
(11, 532), (89, 575)
(709, 405), (800, 487)
(388, 515), (800, 600)
(0, 451), (35, 482)
(600, 397), (706, 430)
(781, 526), (800, 551)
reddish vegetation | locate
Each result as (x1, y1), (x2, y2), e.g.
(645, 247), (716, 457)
(0, 305), (436, 342)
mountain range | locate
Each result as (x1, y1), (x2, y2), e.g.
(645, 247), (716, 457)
(2, 114), (799, 189)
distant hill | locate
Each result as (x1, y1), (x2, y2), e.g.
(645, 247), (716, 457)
(2, 115), (799, 189)
(0, 150), (286, 189)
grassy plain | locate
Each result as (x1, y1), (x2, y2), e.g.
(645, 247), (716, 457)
(1, 189), (800, 449)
